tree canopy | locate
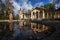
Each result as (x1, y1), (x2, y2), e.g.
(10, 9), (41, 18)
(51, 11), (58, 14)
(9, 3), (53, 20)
(44, 3), (55, 12)
(0, 0), (14, 20)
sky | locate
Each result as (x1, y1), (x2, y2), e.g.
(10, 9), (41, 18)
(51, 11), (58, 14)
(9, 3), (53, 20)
(2, 0), (60, 15)
(10, 0), (52, 14)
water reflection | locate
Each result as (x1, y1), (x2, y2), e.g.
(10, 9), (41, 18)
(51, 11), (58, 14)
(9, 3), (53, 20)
(9, 22), (13, 32)
(31, 23), (48, 33)
(0, 22), (13, 40)
(0, 22), (56, 40)
(18, 22), (48, 33)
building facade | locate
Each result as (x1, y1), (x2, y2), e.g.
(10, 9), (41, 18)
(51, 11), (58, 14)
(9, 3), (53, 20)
(54, 11), (60, 19)
(46, 10), (60, 20)
(31, 7), (60, 20)
(24, 13), (31, 20)
(18, 8), (24, 20)
(18, 8), (31, 20)
(18, 8), (60, 20)
(31, 7), (46, 20)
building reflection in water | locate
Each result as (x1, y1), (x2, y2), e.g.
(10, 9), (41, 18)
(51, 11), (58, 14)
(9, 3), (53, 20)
(9, 22), (13, 32)
(31, 23), (48, 33)
(18, 22), (30, 29)
(18, 22), (48, 33)
(18, 21), (24, 29)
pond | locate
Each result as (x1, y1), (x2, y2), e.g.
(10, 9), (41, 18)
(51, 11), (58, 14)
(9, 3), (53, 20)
(0, 22), (57, 40)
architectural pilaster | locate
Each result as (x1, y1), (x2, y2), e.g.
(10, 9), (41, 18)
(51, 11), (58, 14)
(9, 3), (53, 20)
(43, 10), (45, 19)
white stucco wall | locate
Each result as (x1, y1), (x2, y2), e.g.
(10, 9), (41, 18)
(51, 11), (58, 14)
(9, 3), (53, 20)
(31, 9), (40, 20)
(19, 10), (24, 19)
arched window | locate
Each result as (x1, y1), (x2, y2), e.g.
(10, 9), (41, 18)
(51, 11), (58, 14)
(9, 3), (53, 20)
(40, 11), (43, 18)
(36, 11), (38, 13)
(33, 12), (35, 15)
(40, 11), (42, 13)
(36, 11), (38, 18)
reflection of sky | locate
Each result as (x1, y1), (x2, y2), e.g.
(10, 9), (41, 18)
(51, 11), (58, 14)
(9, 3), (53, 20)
(13, 23), (20, 37)
(13, 23), (33, 37)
